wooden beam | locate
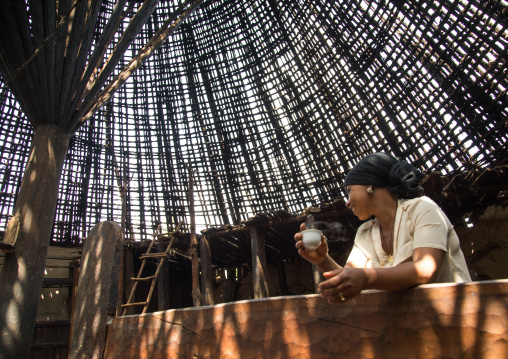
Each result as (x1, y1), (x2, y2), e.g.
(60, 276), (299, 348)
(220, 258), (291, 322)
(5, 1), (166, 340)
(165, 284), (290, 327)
(75, 0), (160, 118)
(56, 0), (89, 120)
(275, 253), (289, 296)
(312, 266), (322, 294)
(73, 0), (204, 130)
(42, 278), (74, 287)
(306, 215), (324, 292)
(52, 0), (73, 126)
(0, 1), (40, 124)
(58, 0), (103, 122)
(157, 243), (170, 311)
(187, 164), (201, 307)
(116, 247), (125, 317)
(250, 226), (269, 299)
(66, 0), (129, 122)
(122, 248), (135, 315)
(25, 2), (50, 124)
(68, 258), (80, 354)
(200, 236), (214, 306)
(203, 207), (354, 239)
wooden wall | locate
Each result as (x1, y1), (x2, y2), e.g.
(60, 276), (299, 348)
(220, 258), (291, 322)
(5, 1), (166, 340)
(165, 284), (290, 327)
(30, 320), (70, 359)
(103, 280), (508, 359)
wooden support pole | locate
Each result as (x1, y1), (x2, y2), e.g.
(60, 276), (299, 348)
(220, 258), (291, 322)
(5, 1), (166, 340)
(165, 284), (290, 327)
(115, 244), (125, 317)
(306, 215), (323, 292)
(250, 226), (269, 299)
(68, 258), (80, 354)
(200, 236), (214, 305)
(312, 266), (322, 294)
(122, 247), (135, 315)
(157, 243), (170, 311)
(187, 164), (201, 307)
(276, 253), (289, 296)
(69, 221), (123, 359)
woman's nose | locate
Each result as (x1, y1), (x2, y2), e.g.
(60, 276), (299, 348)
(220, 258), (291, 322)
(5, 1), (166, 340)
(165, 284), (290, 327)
(346, 198), (352, 209)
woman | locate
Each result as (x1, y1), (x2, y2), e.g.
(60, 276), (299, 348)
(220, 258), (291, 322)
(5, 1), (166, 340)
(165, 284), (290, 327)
(294, 152), (471, 304)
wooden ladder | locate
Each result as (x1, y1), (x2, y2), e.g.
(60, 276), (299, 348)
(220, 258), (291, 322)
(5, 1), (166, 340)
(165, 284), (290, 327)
(121, 222), (182, 315)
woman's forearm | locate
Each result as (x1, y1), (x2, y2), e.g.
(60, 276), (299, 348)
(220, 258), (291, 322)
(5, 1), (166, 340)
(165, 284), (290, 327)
(363, 263), (422, 291)
(363, 250), (443, 291)
(317, 248), (446, 302)
(316, 254), (342, 273)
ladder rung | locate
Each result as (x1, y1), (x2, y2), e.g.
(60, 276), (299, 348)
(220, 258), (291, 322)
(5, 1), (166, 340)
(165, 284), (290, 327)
(140, 253), (167, 259)
(154, 232), (176, 237)
(121, 302), (147, 308)
(131, 276), (156, 281)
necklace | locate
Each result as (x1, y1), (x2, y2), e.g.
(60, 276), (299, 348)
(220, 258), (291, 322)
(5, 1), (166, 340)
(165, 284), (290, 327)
(380, 216), (395, 265)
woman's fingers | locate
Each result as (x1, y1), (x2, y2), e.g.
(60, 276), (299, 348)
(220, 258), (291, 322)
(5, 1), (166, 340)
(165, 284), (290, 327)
(322, 268), (341, 279)
(320, 267), (367, 304)
(317, 269), (343, 295)
(294, 223), (308, 243)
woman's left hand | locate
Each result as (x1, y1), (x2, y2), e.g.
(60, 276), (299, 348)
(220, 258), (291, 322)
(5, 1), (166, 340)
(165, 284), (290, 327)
(317, 267), (368, 303)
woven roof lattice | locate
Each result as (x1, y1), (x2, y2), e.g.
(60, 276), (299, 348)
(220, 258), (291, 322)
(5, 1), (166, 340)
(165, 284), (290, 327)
(0, 0), (507, 244)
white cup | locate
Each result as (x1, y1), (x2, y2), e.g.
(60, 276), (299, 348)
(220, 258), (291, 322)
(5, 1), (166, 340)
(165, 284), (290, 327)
(301, 229), (322, 250)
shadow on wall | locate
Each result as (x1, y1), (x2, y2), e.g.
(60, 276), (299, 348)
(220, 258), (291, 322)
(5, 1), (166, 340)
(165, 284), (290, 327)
(102, 280), (508, 358)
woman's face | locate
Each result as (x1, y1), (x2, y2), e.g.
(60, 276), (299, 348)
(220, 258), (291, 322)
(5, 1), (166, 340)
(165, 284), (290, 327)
(345, 185), (373, 220)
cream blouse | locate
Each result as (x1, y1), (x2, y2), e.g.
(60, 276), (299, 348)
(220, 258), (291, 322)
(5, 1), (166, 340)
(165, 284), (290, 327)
(346, 196), (471, 283)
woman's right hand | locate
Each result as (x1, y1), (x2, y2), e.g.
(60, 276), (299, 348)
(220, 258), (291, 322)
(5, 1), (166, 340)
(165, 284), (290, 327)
(294, 222), (328, 265)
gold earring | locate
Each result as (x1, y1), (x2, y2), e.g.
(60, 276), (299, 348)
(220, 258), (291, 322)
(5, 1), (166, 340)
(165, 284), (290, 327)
(367, 187), (374, 193)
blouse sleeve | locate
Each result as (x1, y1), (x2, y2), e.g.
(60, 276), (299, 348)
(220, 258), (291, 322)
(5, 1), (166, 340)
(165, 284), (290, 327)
(411, 199), (450, 252)
(347, 243), (372, 268)
(346, 222), (376, 268)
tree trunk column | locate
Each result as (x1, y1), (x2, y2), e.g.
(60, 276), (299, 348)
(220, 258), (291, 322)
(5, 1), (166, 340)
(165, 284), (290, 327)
(0, 125), (70, 359)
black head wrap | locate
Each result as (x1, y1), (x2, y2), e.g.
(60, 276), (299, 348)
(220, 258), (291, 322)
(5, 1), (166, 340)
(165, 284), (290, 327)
(343, 152), (424, 197)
